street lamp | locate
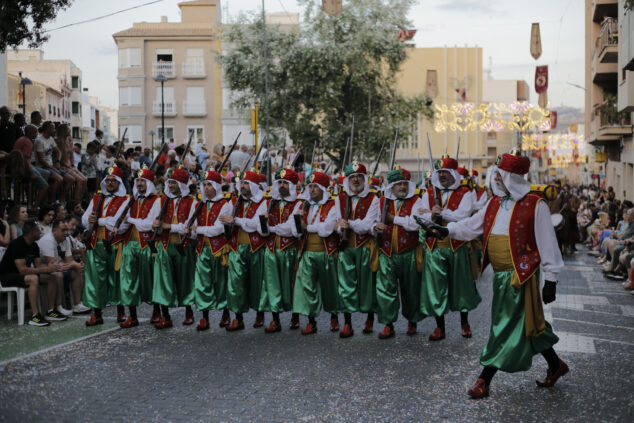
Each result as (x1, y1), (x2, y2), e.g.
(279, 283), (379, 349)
(154, 73), (167, 148)
(148, 130), (155, 157)
(19, 71), (32, 115)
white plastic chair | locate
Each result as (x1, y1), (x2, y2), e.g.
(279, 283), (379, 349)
(0, 282), (26, 325)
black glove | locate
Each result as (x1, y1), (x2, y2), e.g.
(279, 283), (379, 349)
(414, 216), (449, 239)
(542, 281), (557, 304)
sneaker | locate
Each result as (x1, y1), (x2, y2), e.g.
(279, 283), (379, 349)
(28, 314), (50, 327)
(46, 310), (68, 321)
(57, 306), (73, 317)
(72, 303), (91, 314)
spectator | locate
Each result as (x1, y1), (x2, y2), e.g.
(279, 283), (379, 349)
(12, 124), (50, 208)
(0, 202), (10, 249)
(0, 220), (68, 326)
(93, 129), (104, 146)
(73, 143), (82, 169)
(8, 204), (28, 241)
(65, 214), (86, 262)
(195, 139), (209, 169)
(81, 141), (99, 196)
(38, 205), (55, 236)
(29, 110), (42, 128)
(131, 151), (141, 172)
(229, 143), (247, 170)
(98, 145), (115, 178)
(139, 147), (153, 168)
(54, 202), (67, 220)
(55, 124), (86, 201)
(37, 218), (89, 315)
(0, 106), (20, 153)
(33, 121), (66, 203)
(13, 113), (26, 136)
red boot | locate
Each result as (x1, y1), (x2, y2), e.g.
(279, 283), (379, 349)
(467, 378), (490, 399)
(406, 322), (417, 336)
(330, 317), (340, 332)
(339, 323), (354, 338)
(289, 314), (300, 330)
(218, 311), (231, 327)
(182, 310), (194, 326)
(265, 321), (281, 333)
(85, 314), (103, 327)
(428, 327), (445, 341)
(362, 319), (374, 334)
(225, 319), (245, 332)
(301, 322), (317, 335)
(536, 359), (569, 387)
(253, 313), (264, 328)
(196, 318), (209, 331)
(461, 323), (472, 338)
(378, 325), (395, 339)
(119, 317), (139, 329)
(154, 317), (173, 329)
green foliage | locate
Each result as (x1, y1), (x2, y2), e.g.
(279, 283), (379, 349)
(0, 0), (73, 52)
(218, 0), (432, 168)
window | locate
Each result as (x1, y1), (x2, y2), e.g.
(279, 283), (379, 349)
(72, 101), (80, 114)
(187, 126), (204, 142)
(119, 87), (142, 106)
(156, 49), (173, 62)
(118, 48), (141, 68)
(71, 76), (79, 89)
(120, 125), (142, 144)
(48, 104), (52, 114)
(155, 86), (174, 102)
(72, 127), (81, 139)
(157, 126), (175, 141)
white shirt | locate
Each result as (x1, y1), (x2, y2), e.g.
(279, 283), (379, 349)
(33, 135), (56, 166)
(269, 200), (303, 238)
(81, 195), (131, 233)
(334, 193), (380, 236)
(193, 200), (233, 238)
(447, 198), (565, 281)
(235, 198), (268, 236)
(306, 201), (338, 238)
(126, 196), (161, 232)
(37, 232), (71, 261)
(419, 188), (475, 223)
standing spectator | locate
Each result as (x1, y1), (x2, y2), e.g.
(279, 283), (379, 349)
(13, 113), (26, 136)
(0, 220), (67, 326)
(195, 139), (209, 169)
(55, 124), (86, 201)
(92, 129), (104, 146)
(130, 151), (141, 172)
(33, 121), (68, 203)
(38, 205), (55, 236)
(73, 143), (82, 169)
(0, 106), (21, 152)
(8, 204), (28, 241)
(229, 143), (247, 170)
(98, 145), (115, 179)
(12, 124), (50, 208)
(29, 110), (42, 128)
(139, 147), (153, 168)
(81, 142), (99, 197)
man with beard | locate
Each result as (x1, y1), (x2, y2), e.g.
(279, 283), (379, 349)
(260, 168), (303, 333)
(418, 156), (480, 341)
(82, 166), (130, 326)
(192, 170), (233, 330)
(220, 171), (268, 331)
(373, 168), (423, 338)
(293, 172), (341, 334)
(117, 168), (161, 328)
(335, 162), (380, 338)
(425, 151), (568, 399)
(152, 168), (197, 329)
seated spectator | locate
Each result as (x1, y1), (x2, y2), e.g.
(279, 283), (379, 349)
(602, 209), (634, 275)
(81, 141), (99, 197)
(54, 202), (67, 220)
(73, 143), (82, 169)
(0, 220), (68, 326)
(8, 203), (28, 241)
(55, 124), (86, 201)
(37, 218), (89, 315)
(0, 202), (10, 250)
(66, 200), (84, 220)
(32, 121), (64, 203)
(13, 112), (26, 136)
(38, 205), (55, 236)
(12, 124), (50, 208)
(29, 110), (42, 128)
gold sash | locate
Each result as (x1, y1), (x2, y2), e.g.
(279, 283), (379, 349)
(129, 228), (140, 242)
(237, 228), (250, 245)
(487, 234), (546, 338)
(306, 233), (326, 252)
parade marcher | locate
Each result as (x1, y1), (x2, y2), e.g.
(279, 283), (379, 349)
(151, 168), (197, 329)
(471, 170), (488, 211)
(82, 166), (130, 326)
(260, 168), (303, 333)
(428, 152), (568, 399)
(117, 168), (161, 328)
(418, 156), (481, 340)
(220, 170), (268, 331)
(335, 162), (380, 338)
(192, 170), (233, 330)
(373, 168), (423, 338)
(293, 172), (341, 334)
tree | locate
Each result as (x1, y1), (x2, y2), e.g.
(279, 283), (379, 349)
(218, 0), (432, 169)
(0, 0), (73, 52)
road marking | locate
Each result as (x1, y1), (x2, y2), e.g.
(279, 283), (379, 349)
(553, 317), (634, 330)
(555, 332), (596, 354)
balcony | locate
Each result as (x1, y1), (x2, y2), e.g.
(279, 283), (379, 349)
(152, 101), (177, 117)
(592, 38), (618, 87)
(589, 106), (632, 145)
(182, 61), (206, 78)
(182, 101), (207, 117)
(592, 0), (618, 23)
(598, 18), (618, 63)
(152, 62), (176, 79)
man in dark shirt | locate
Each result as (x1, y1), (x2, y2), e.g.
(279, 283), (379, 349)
(0, 106), (20, 153)
(0, 220), (67, 326)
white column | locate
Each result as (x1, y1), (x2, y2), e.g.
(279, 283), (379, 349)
(0, 52), (7, 106)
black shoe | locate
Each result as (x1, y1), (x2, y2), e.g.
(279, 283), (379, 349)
(45, 310), (68, 321)
(28, 314), (51, 326)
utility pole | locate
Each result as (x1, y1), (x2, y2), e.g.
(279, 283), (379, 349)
(262, 0), (270, 146)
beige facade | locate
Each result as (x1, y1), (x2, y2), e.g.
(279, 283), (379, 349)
(113, 0), (223, 151)
(586, 0), (634, 200)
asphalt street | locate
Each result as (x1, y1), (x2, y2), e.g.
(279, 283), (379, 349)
(0, 246), (632, 422)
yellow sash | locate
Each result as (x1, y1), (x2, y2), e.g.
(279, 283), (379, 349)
(487, 234), (546, 338)
(237, 228), (250, 245)
(306, 233), (326, 252)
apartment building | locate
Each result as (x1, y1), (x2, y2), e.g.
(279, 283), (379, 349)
(586, 0), (634, 200)
(113, 0), (223, 150)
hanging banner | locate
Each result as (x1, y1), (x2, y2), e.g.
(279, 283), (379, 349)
(397, 29), (417, 42)
(530, 23), (542, 60)
(569, 123), (578, 133)
(549, 110), (558, 129)
(322, 0), (342, 17)
(425, 70), (438, 99)
(535, 65), (548, 93)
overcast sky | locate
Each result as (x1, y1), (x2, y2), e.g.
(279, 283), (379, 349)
(30, 0), (584, 111)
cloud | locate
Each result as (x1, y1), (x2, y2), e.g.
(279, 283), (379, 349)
(435, 0), (497, 14)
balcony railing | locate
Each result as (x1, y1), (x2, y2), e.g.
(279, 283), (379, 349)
(182, 61), (206, 78)
(182, 101), (207, 117)
(598, 18), (618, 63)
(152, 101), (177, 116)
(152, 62), (176, 78)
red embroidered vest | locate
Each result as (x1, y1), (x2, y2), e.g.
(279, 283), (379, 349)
(266, 199), (302, 252)
(301, 199), (339, 256)
(481, 193), (542, 284)
(125, 195), (159, 249)
(425, 186), (470, 251)
(229, 198), (267, 252)
(89, 194), (127, 248)
(159, 196), (195, 249)
(379, 196), (419, 256)
(195, 199), (229, 255)
(338, 192), (376, 248)
(476, 186), (486, 200)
